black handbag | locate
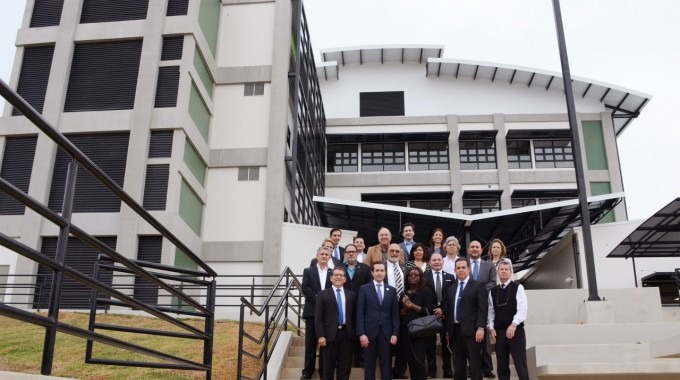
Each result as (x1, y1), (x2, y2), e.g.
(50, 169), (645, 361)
(407, 310), (443, 338)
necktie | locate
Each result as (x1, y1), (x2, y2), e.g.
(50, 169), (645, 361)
(377, 283), (383, 303)
(435, 272), (442, 304)
(501, 283), (506, 289)
(334, 247), (340, 260)
(473, 260), (479, 280)
(336, 289), (344, 325)
(455, 281), (465, 322)
(393, 264), (404, 295)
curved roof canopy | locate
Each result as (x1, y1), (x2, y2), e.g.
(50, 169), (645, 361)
(318, 45), (651, 136)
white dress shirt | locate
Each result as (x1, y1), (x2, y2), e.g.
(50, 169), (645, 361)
(317, 264), (329, 290)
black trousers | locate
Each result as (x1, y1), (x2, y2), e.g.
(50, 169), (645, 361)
(451, 324), (483, 380)
(427, 328), (452, 376)
(303, 317), (323, 377)
(321, 327), (353, 380)
(363, 327), (392, 380)
(480, 329), (494, 373)
(495, 326), (529, 380)
(402, 329), (429, 380)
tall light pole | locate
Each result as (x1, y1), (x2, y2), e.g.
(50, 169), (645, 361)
(551, 0), (601, 301)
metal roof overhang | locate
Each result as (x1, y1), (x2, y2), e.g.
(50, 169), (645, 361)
(426, 58), (651, 137)
(607, 197), (680, 259)
(315, 193), (623, 271)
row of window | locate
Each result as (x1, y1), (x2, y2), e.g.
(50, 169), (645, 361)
(369, 195), (576, 215)
(327, 139), (574, 172)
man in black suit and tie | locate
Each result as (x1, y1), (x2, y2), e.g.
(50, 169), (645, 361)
(468, 240), (497, 378)
(316, 266), (357, 380)
(301, 246), (333, 379)
(428, 252), (456, 378)
(330, 228), (345, 262)
(342, 244), (373, 367)
(356, 262), (399, 380)
(444, 257), (488, 380)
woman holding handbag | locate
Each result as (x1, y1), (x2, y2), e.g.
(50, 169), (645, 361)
(399, 267), (434, 380)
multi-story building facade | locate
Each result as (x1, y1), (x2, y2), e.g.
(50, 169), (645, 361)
(0, 0), (326, 308)
(0, 2), (651, 310)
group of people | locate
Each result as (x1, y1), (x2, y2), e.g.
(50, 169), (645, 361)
(301, 225), (529, 380)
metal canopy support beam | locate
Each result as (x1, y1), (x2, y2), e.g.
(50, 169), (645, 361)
(491, 67), (498, 82)
(552, 0), (601, 301)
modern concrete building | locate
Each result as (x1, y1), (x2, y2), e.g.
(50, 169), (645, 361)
(0, 1), (671, 313)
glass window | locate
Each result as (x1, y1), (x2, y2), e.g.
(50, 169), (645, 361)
(534, 140), (574, 168)
(507, 140), (532, 169)
(410, 200), (452, 212)
(459, 140), (497, 170)
(409, 142), (449, 171)
(463, 199), (500, 215)
(238, 167), (259, 181)
(244, 83), (264, 96)
(362, 143), (405, 172)
(511, 198), (537, 209)
(327, 144), (358, 172)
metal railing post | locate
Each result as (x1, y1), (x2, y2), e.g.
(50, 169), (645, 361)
(263, 305), (269, 380)
(204, 280), (216, 380)
(41, 159), (78, 375)
(236, 303), (245, 380)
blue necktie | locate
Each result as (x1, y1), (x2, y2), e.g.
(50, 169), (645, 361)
(456, 281), (465, 321)
(376, 283), (383, 304)
(473, 260), (479, 280)
(336, 289), (344, 325)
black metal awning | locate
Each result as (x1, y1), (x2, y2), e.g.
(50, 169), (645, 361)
(315, 193), (622, 271)
(607, 197), (680, 259)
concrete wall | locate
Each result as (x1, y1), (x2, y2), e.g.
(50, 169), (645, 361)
(217, 2), (275, 67)
(320, 63), (605, 119)
(280, 223), (356, 275)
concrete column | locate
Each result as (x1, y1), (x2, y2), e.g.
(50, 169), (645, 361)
(447, 115), (463, 213)
(494, 113), (511, 210)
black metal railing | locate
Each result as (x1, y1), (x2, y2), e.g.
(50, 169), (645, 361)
(0, 78), (216, 378)
(675, 268), (680, 307)
(236, 267), (304, 380)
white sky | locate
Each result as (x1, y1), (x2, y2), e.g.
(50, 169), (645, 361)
(1, 0), (678, 220)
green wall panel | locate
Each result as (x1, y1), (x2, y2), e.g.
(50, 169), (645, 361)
(198, 0), (220, 56)
(193, 48), (213, 100)
(184, 139), (206, 185)
(189, 82), (210, 142)
(179, 178), (202, 235)
(174, 247), (198, 270)
(591, 181), (615, 223)
(583, 121), (608, 170)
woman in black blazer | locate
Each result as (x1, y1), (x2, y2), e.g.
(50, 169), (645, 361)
(398, 267), (434, 380)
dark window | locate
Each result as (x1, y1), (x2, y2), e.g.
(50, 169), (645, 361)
(161, 36), (184, 61)
(148, 130), (173, 158)
(410, 200), (452, 212)
(362, 192), (453, 212)
(80, 0), (149, 24)
(327, 144), (358, 172)
(154, 66), (180, 108)
(48, 133), (129, 212)
(359, 91), (405, 117)
(30, 0), (64, 27)
(0, 136), (38, 215)
(459, 140), (497, 170)
(409, 142), (449, 170)
(463, 192), (502, 215)
(511, 198), (537, 209)
(534, 140), (574, 168)
(244, 83), (264, 96)
(33, 236), (115, 309)
(143, 164), (169, 211)
(12, 45), (55, 116)
(133, 236), (162, 305)
(507, 140), (532, 169)
(167, 0), (189, 16)
(64, 40), (142, 112)
(511, 190), (577, 208)
(361, 143), (405, 172)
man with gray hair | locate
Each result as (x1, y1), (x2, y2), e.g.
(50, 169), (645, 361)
(487, 259), (528, 380)
(442, 236), (462, 274)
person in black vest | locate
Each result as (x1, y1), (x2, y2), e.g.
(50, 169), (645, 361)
(487, 259), (529, 380)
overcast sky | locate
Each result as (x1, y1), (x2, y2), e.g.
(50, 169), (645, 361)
(1, 0), (678, 220)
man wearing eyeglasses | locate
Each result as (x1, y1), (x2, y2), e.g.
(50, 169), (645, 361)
(342, 244), (373, 367)
(487, 260), (528, 380)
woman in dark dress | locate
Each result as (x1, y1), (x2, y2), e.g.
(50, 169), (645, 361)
(399, 266), (434, 380)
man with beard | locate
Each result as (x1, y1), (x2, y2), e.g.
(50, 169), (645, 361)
(342, 243), (373, 367)
(365, 227), (404, 267)
(301, 246), (333, 379)
(468, 240), (497, 378)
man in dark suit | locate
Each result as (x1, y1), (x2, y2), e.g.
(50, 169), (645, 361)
(342, 244), (372, 367)
(301, 246), (333, 379)
(398, 222), (417, 262)
(316, 266), (357, 380)
(330, 228), (345, 262)
(444, 257), (488, 380)
(468, 240), (497, 378)
(356, 262), (399, 380)
(427, 252), (456, 378)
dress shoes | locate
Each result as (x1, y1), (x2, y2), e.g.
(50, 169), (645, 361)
(443, 371), (454, 378)
(483, 371), (496, 378)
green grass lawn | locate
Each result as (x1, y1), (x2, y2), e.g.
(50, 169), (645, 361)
(0, 312), (263, 379)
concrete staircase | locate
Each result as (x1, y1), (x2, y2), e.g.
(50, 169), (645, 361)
(278, 335), (521, 380)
